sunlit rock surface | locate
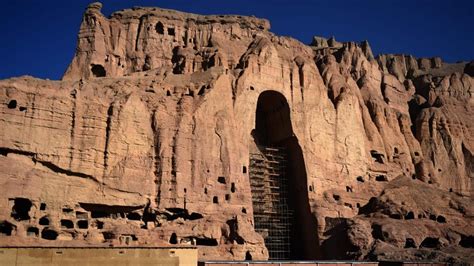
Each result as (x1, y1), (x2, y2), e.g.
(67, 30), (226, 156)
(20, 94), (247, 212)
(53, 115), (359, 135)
(0, 2), (473, 263)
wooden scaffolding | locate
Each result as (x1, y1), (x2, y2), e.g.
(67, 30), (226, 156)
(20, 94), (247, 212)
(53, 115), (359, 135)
(249, 146), (293, 260)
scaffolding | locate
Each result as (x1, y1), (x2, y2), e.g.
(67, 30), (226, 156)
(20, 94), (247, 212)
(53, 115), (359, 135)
(249, 146), (293, 260)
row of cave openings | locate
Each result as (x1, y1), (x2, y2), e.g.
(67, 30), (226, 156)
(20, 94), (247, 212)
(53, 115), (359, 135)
(0, 91), (368, 259)
(368, 141), (450, 188)
(2, 197), (256, 247)
(205, 176), (242, 208)
(88, 20), (187, 78)
(155, 21), (175, 36)
(5, 99), (27, 112)
(371, 224), (474, 250)
(154, 20), (215, 48)
(1, 91), (311, 259)
(0, 198), (206, 244)
(4, 89), (468, 259)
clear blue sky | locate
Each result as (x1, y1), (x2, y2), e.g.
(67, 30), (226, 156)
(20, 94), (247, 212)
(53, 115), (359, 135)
(1, 0), (473, 80)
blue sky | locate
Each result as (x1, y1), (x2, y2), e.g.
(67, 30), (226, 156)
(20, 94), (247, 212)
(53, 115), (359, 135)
(1, 0), (473, 80)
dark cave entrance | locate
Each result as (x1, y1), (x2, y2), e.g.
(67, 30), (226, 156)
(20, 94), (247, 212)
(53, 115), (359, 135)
(249, 90), (319, 260)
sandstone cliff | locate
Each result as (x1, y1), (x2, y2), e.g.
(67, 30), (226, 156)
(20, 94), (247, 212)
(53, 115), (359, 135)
(0, 2), (473, 263)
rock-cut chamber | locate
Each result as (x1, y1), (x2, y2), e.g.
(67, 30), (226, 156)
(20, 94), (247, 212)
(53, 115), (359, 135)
(249, 90), (318, 260)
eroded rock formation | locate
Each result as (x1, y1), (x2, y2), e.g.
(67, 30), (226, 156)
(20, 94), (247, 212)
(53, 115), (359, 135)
(0, 2), (473, 263)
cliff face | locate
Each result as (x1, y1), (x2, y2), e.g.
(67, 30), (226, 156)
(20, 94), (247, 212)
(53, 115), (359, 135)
(0, 2), (473, 263)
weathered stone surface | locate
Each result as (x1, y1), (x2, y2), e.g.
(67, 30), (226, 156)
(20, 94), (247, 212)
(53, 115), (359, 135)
(0, 3), (473, 263)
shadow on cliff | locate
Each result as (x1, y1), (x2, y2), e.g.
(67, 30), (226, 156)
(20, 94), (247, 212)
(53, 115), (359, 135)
(282, 136), (321, 259)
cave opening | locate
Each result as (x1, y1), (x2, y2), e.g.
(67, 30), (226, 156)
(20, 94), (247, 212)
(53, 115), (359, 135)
(11, 198), (32, 221)
(0, 221), (14, 236)
(91, 64), (106, 77)
(27, 227), (39, 237)
(155, 22), (164, 34)
(41, 228), (58, 240)
(60, 219), (74, 229)
(249, 90), (319, 260)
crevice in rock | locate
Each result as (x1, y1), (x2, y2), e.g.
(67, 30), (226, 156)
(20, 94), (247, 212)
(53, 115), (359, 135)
(69, 90), (77, 168)
(161, 208), (203, 221)
(135, 15), (146, 51)
(170, 103), (184, 197)
(462, 143), (473, 183)
(290, 71), (294, 104)
(172, 47), (186, 74)
(103, 104), (113, 170)
(389, 213), (402, 219)
(321, 218), (358, 259)
(294, 59), (305, 102)
(226, 218), (245, 244)
(142, 202), (156, 228)
(0, 147), (98, 181)
(0, 147), (35, 157)
(37, 159), (97, 180)
(358, 197), (377, 215)
(371, 224), (386, 240)
(408, 97), (428, 138)
(197, 85), (206, 96)
(126, 212), (141, 221)
(79, 203), (143, 220)
(245, 251), (252, 260)
(143, 55), (152, 71)
(151, 110), (162, 207)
